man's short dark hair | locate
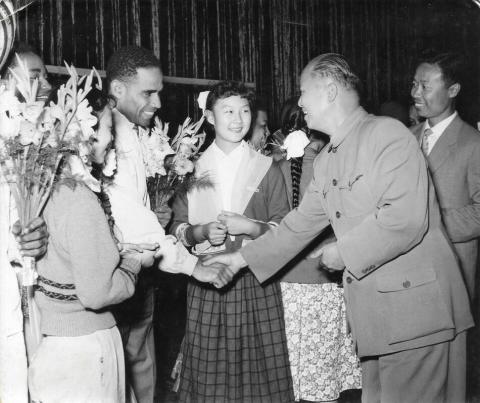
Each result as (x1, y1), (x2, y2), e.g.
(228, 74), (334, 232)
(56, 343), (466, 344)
(418, 52), (465, 88)
(106, 46), (161, 85)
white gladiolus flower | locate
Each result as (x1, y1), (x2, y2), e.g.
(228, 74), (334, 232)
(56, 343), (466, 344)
(281, 130), (310, 160)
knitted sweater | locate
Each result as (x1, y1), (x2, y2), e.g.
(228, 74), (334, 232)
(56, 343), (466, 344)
(35, 184), (141, 336)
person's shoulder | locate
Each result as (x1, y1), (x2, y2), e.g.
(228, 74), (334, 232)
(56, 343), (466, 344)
(50, 182), (98, 208)
(457, 117), (480, 142)
(362, 114), (414, 143)
(262, 157), (285, 185)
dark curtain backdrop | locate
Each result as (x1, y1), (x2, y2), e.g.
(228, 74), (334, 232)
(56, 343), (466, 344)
(15, 0), (480, 126)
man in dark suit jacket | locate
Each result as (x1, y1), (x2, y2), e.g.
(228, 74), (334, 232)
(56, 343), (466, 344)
(411, 52), (480, 300)
(205, 53), (473, 403)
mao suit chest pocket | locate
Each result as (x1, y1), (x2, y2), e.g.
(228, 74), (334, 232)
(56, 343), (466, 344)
(335, 173), (372, 217)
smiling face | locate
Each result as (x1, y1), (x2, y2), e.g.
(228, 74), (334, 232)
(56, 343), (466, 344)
(112, 66), (163, 128)
(411, 62), (459, 127)
(206, 95), (252, 151)
(91, 107), (114, 164)
(298, 68), (332, 133)
(11, 52), (52, 103)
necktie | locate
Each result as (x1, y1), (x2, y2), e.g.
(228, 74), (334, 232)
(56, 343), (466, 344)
(421, 128), (433, 156)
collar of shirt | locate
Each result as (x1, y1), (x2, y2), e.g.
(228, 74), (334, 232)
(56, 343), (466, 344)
(211, 140), (247, 167)
(113, 109), (141, 152)
(330, 106), (368, 149)
(423, 111), (457, 151)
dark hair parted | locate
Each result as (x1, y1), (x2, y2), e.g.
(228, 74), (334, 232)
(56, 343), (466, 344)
(306, 53), (361, 92)
(106, 46), (161, 86)
(205, 81), (255, 111)
(417, 52), (465, 88)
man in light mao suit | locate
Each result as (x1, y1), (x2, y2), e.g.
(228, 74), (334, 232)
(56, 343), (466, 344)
(205, 53), (473, 403)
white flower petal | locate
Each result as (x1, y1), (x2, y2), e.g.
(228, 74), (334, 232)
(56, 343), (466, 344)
(197, 91), (210, 112)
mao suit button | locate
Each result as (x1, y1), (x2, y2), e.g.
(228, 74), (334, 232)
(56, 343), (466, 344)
(332, 147), (337, 153)
(403, 280), (411, 288)
(346, 276), (353, 284)
(336, 211), (341, 218)
(332, 179), (337, 186)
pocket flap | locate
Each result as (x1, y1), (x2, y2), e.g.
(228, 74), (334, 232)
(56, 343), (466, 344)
(376, 267), (437, 292)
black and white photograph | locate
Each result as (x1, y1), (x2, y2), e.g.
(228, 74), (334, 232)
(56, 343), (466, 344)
(0, 1), (479, 402)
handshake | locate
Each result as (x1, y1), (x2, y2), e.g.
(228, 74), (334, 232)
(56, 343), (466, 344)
(191, 251), (247, 288)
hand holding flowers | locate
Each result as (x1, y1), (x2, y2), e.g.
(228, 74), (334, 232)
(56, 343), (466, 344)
(143, 113), (208, 213)
(0, 55), (98, 310)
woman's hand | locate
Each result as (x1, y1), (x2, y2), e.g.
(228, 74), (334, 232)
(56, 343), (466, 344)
(217, 211), (266, 238)
(201, 222), (227, 246)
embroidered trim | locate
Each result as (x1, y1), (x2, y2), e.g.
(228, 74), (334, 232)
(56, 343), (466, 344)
(37, 275), (75, 290)
(35, 285), (79, 301)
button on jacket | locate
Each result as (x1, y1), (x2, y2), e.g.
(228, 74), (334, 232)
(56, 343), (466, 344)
(242, 107), (473, 357)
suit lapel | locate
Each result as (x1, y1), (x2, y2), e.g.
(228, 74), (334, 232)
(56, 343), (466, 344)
(427, 116), (461, 173)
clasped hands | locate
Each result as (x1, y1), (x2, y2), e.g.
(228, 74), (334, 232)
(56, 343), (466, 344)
(203, 211), (260, 246)
(191, 251), (247, 289)
(191, 241), (346, 289)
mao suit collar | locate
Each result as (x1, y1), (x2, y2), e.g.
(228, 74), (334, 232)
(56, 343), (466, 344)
(330, 106), (368, 151)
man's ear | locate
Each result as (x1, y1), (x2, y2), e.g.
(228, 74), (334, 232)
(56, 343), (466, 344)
(327, 82), (338, 103)
(110, 79), (126, 100)
(448, 83), (461, 98)
(205, 110), (215, 126)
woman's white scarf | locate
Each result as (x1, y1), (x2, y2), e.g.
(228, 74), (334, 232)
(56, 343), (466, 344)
(188, 143), (271, 255)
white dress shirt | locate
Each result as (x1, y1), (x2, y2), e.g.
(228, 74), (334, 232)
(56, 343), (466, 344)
(111, 109), (149, 206)
(108, 109), (198, 275)
(423, 111), (458, 155)
(211, 140), (248, 211)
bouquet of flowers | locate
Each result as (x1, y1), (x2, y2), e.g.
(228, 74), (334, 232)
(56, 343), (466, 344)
(0, 55), (97, 351)
(142, 95), (209, 212)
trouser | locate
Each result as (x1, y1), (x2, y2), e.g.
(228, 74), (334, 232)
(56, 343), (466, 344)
(361, 331), (466, 403)
(28, 327), (125, 403)
(117, 272), (156, 403)
(0, 331), (28, 403)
